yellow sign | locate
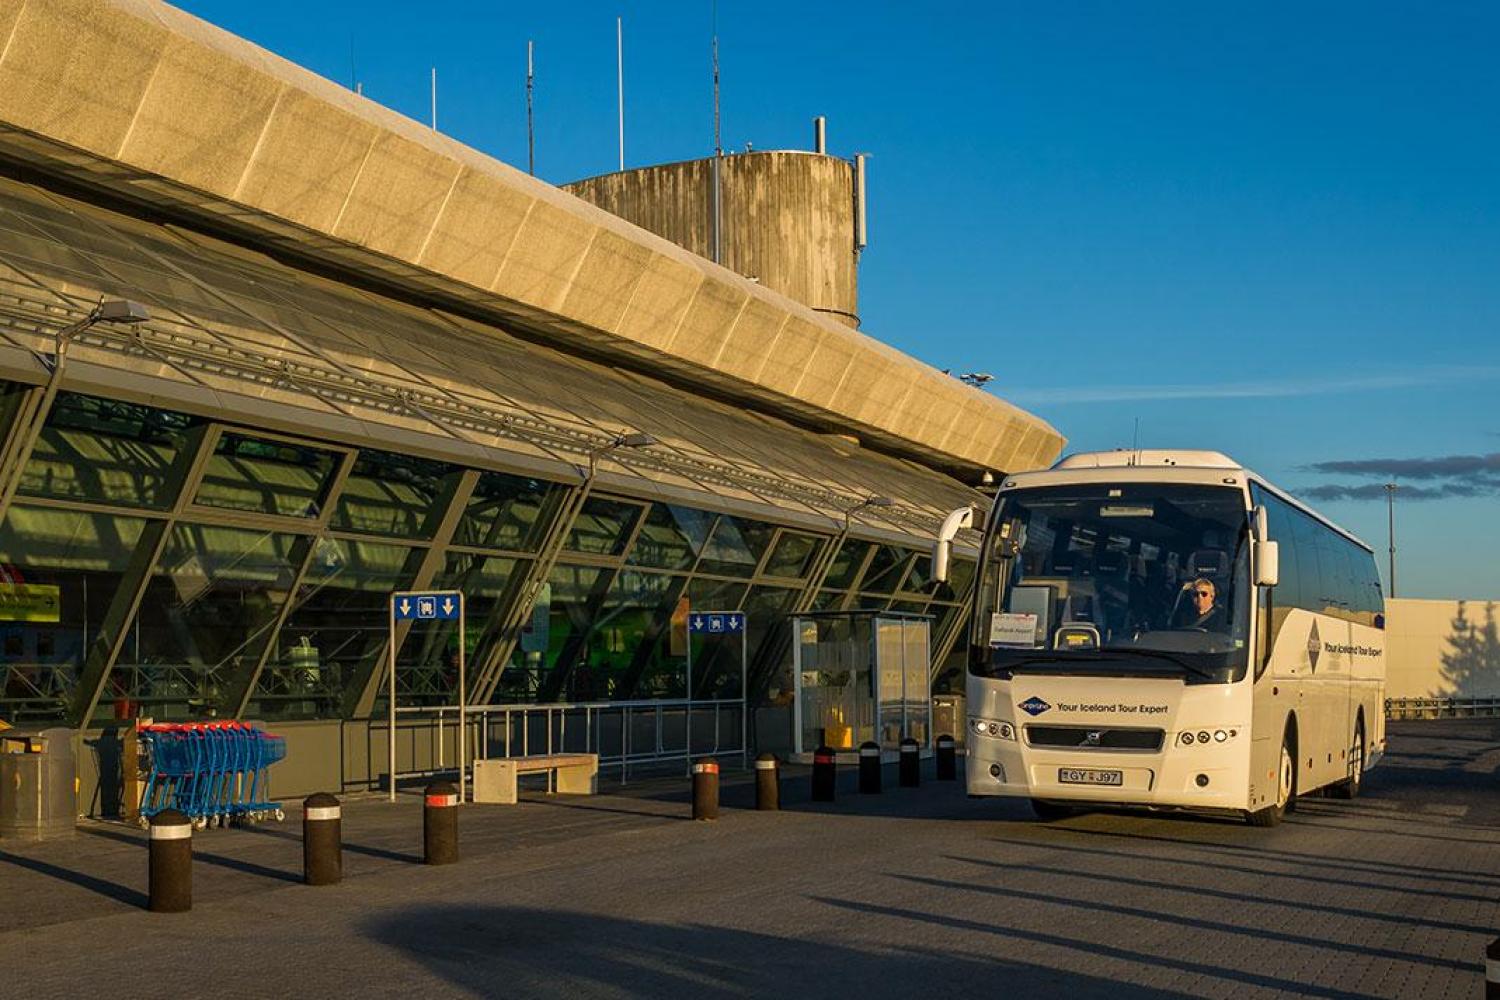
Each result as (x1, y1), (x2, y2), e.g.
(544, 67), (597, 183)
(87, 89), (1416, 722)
(0, 583), (61, 623)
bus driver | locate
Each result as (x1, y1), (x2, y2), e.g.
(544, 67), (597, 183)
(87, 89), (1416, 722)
(1181, 577), (1228, 632)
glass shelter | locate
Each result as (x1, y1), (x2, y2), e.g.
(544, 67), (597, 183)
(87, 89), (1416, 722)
(791, 611), (932, 757)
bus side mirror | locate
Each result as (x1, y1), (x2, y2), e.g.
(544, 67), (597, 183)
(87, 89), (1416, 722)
(932, 506), (975, 584)
(1254, 539), (1280, 587)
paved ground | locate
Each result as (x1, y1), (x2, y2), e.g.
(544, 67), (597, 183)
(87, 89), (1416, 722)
(3, 719), (1500, 998)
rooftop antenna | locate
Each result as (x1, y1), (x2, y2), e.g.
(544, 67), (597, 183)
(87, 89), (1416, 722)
(710, 0), (723, 264)
(430, 67), (437, 130)
(616, 16), (625, 171)
(527, 40), (536, 176)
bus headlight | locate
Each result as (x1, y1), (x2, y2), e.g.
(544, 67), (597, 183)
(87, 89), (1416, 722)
(970, 717), (1016, 741)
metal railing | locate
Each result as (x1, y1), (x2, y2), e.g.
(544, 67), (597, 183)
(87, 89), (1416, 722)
(1385, 697), (1500, 720)
(390, 697), (748, 787)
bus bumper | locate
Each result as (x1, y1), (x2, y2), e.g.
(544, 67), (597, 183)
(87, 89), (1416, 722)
(965, 735), (1249, 811)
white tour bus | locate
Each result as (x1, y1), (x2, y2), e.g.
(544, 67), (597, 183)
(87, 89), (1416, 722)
(935, 450), (1386, 826)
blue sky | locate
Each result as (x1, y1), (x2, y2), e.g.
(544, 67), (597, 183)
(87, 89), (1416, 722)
(175, 1), (1500, 600)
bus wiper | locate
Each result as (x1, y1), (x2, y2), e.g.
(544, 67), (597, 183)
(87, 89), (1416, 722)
(1103, 646), (1218, 678)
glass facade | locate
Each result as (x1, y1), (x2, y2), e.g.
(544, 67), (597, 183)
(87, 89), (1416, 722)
(0, 385), (977, 726)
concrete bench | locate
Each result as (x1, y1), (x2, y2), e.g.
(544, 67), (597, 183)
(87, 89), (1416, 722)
(472, 753), (599, 805)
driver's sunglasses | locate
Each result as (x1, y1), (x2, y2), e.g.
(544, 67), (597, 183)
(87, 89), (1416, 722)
(1193, 589), (1213, 597)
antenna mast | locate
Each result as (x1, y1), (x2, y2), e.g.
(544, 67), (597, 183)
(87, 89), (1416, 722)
(616, 16), (625, 171)
(527, 40), (536, 176)
(711, 0), (723, 264)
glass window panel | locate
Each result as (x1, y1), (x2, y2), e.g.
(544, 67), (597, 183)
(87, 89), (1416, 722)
(580, 570), (688, 701)
(694, 584), (796, 699)
(860, 545), (915, 596)
(903, 555), (935, 593)
(564, 498), (642, 556)
(628, 504), (715, 570)
(697, 514), (777, 576)
(822, 540), (874, 590)
(389, 552), (524, 707)
(811, 590), (847, 611)
(0, 506), (149, 723)
(687, 576), (748, 612)
(456, 471), (561, 552)
(193, 431), (340, 519)
(107, 523), (302, 720)
(19, 392), (201, 510)
(248, 539), (422, 720)
(331, 449), (461, 540)
(761, 532), (822, 580)
(501, 562), (611, 702)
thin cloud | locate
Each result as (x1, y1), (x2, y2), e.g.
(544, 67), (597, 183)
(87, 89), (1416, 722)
(1007, 366), (1500, 406)
(1300, 451), (1500, 502)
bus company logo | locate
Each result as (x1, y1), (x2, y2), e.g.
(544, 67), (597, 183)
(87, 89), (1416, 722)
(1307, 621), (1321, 672)
(1019, 696), (1052, 717)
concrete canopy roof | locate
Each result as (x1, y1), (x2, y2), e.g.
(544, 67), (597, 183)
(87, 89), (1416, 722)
(0, 0), (1064, 476)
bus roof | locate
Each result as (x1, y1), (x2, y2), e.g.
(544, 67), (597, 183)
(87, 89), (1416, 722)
(999, 449), (1374, 554)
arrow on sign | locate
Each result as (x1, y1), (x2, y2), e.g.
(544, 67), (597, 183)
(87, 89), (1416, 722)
(442, 597), (455, 616)
(398, 598), (412, 617)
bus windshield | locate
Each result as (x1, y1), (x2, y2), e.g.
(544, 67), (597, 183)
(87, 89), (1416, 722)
(974, 483), (1251, 683)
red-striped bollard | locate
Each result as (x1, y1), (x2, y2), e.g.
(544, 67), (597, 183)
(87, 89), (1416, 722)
(148, 809), (192, 913)
(424, 781), (459, 865)
(812, 745), (836, 802)
(858, 741), (882, 794)
(1487, 936), (1500, 998)
(755, 753), (780, 811)
(303, 792), (341, 886)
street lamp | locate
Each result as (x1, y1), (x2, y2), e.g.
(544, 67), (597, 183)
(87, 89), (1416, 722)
(841, 494), (894, 534)
(586, 430), (657, 479)
(1384, 482), (1398, 598)
(0, 298), (150, 523)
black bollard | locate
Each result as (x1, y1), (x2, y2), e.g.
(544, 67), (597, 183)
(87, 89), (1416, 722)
(935, 734), (957, 781)
(755, 753), (780, 811)
(423, 781), (459, 865)
(302, 792), (342, 886)
(812, 745), (836, 802)
(692, 761), (720, 821)
(1488, 937), (1500, 999)
(899, 737), (921, 787)
(148, 808), (192, 913)
(858, 741), (882, 794)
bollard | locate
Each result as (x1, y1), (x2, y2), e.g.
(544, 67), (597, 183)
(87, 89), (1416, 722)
(899, 737), (921, 787)
(692, 761), (720, 821)
(812, 745), (836, 802)
(935, 734), (957, 781)
(858, 741), (882, 794)
(1488, 936), (1500, 998)
(302, 792), (342, 886)
(423, 781), (459, 865)
(755, 753), (780, 811)
(148, 808), (192, 913)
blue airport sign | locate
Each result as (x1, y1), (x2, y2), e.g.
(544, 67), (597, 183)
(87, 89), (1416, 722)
(689, 611), (745, 634)
(392, 590), (463, 621)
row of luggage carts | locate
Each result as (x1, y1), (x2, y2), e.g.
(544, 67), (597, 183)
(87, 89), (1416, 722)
(137, 721), (287, 829)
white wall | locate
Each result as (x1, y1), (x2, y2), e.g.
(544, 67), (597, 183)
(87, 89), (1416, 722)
(1385, 598), (1500, 699)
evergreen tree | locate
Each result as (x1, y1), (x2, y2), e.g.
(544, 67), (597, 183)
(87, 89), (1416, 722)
(1436, 601), (1500, 696)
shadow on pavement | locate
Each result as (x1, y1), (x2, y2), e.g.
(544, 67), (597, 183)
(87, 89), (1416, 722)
(362, 903), (1195, 998)
(0, 849), (146, 909)
(813, 895), (1377, 1000)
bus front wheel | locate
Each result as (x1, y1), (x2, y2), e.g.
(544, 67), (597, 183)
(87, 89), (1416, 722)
(1246, 736), (1295, 827)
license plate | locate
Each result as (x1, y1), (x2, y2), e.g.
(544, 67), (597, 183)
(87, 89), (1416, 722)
(1058, 767), (1123, 786)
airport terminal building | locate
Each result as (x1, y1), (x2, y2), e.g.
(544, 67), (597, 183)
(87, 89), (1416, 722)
(0, 0), (1062, 800)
